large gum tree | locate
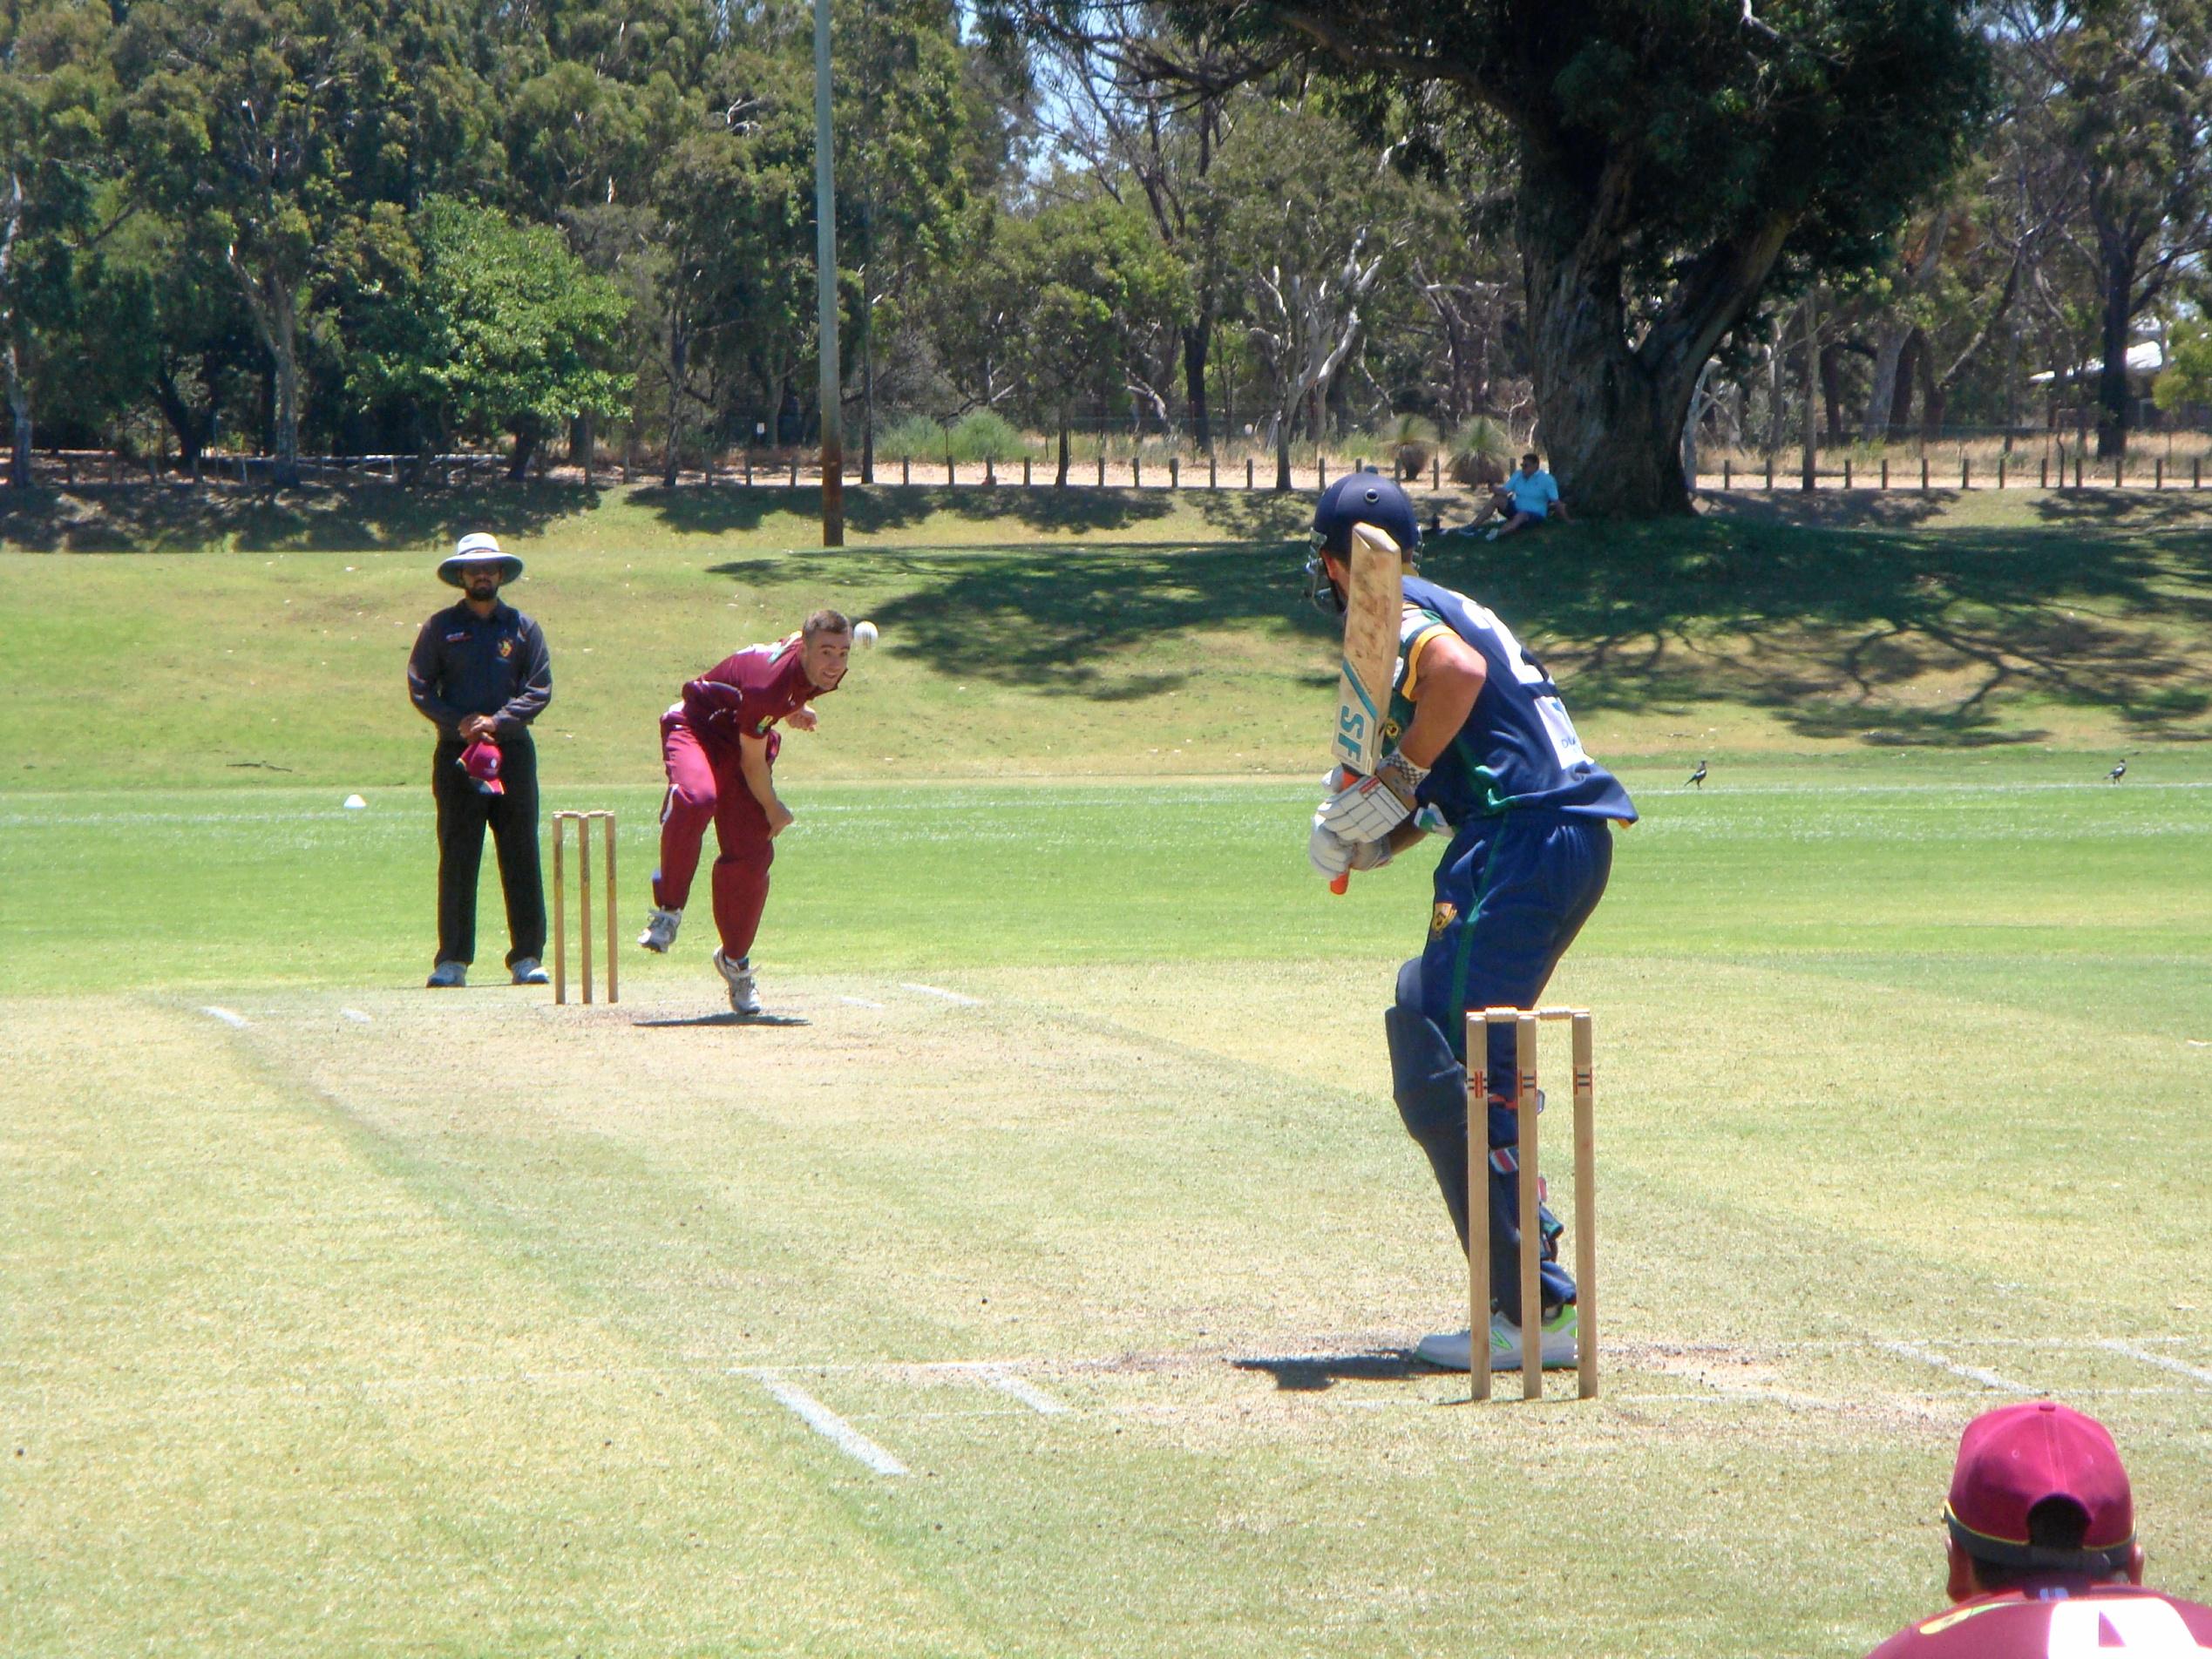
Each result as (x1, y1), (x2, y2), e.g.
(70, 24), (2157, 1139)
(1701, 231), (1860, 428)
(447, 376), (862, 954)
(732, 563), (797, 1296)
(1164, 0), (1989, 515)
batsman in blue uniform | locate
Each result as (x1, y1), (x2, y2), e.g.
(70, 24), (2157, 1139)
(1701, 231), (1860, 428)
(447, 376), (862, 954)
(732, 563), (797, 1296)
(1305, 475), (1636, 1373)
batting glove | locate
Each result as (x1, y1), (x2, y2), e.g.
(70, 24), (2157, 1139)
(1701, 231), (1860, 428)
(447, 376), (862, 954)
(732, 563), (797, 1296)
(1316, 751), (1429, 844)
(1308, 821), (1394, 879)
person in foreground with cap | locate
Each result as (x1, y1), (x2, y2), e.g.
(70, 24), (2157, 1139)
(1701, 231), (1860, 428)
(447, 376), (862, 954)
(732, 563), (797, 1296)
(406, 532), (553, 988)
(1865, 1399), (2212, 1655)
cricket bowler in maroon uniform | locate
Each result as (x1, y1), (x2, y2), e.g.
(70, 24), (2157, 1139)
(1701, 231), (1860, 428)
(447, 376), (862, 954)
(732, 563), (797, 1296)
(638, 609), (852, 1015)
(1865, 1400), (2212, 1656)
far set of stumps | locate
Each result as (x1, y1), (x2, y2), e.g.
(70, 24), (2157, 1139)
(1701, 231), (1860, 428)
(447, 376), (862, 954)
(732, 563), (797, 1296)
(551, 809), (618, 1006)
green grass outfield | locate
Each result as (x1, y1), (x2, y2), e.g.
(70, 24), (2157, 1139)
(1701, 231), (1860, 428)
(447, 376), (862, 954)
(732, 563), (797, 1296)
(3, 488), (2211, 1657)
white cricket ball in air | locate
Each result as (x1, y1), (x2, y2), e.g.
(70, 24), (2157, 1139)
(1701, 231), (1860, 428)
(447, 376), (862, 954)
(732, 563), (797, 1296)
(853, 620), (879, 648)
(343, 794), (368, 810)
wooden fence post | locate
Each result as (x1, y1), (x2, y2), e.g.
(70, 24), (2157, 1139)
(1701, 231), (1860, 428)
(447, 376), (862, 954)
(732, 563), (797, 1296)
(1920, 457), (1930, 491)
(985, 457), (995, 486)
(1432, 456), (1441, 489)
(2154, 457), (2163, 490)
(1022, 457), (1031, 486)
(1962, 457), (1970, 490)
(1998, 457), (2006, 490)
(1132, 457), (1141, 488)
(1844, 458), (1853, 489)
(2114, 457), (2123, 488)
(1169, 456), (1178, 490)
(1766, 456), (1775, 490)
(1723, 458), (1732, 490)
(1245, 457), (1253, 489)
(1209, 453), (1218, 489)
(1096, 452), (1104, 486)
(901, 456), (909, 486)
(1317, 455), (1327, 490)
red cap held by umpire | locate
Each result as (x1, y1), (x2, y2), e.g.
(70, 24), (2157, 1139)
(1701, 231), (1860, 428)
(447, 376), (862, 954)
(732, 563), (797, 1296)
(459, 740), (506, 796)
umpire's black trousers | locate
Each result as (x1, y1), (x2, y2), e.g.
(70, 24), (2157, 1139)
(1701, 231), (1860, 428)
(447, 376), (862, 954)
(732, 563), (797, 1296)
(431, 735), (546, 969)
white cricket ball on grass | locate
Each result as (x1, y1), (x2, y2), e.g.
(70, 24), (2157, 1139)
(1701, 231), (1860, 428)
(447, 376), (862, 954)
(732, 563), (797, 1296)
(853, 620), (879, 648)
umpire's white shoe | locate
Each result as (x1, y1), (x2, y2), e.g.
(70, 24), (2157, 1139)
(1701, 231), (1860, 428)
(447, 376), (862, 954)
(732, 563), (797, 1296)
(426, 960), (467, 988)
(638, 906), (682, 953)
(1415, 1306), (1579, 1371)
(712, 948), (763, 1018)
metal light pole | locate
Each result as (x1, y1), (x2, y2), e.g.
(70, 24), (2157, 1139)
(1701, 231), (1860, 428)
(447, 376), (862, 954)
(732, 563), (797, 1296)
(813, 0), (844, 545)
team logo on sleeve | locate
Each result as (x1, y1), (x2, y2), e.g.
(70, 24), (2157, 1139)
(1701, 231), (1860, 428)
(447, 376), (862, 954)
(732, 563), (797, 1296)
(1429, 901), (1458, 938)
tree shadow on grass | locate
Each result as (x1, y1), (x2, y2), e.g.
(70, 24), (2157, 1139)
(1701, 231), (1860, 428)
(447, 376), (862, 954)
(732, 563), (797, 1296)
(2027, 491), (2212, 530)
(709, 538), (1327, 702)
(1435, 518), (2212, 745)
(1698, 488), (1956, 529)
(633, 483), (1184, 538)
(708, 509), (2212, 741)
(0, 481), (603, 553)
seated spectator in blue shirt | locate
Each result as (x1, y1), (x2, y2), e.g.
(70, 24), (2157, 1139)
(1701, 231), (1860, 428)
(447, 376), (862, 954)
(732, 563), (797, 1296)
(1486, 452), (1568, 540)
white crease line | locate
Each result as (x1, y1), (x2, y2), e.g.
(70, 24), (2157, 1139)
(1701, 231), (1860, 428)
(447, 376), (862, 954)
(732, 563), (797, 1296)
(900, 982), (980, 1006)
(340, 1008), (372, 1024)
(743, 1371), (909, 1476)
(2103, 1340), (2212, 1388)
(838, 996), (884, 1009)
(1878, 1341), (2033, 1393)
(201, 1006), (249, 1029)
(973, 1365), (1071, 1416)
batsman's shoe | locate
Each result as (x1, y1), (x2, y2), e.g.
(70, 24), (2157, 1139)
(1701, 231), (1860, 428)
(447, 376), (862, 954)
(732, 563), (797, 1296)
(511, 958), (550, 985)
(425, 960), (468, 988)
(712, 948), (763, 1018)
(1413, 1306), (1580, 1371)
(638, 906), (682, 953)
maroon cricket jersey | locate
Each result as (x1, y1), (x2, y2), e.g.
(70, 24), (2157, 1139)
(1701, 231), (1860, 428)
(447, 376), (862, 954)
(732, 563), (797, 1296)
(678, 634), (831, 758)
(1866, 1582), (2212, 1656)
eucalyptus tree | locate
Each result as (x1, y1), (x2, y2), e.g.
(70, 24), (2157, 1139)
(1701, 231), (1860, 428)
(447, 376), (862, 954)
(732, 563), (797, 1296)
(1159, 0), (1991, 515)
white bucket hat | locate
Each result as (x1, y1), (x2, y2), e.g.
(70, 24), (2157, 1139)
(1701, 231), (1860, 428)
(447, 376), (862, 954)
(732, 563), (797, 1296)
(438, 531), (525, 586)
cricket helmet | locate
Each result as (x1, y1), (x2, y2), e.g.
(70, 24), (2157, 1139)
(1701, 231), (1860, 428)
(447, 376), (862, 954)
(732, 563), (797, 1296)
(1306, 471), (1420, 613)
(438, 531), (525, 587)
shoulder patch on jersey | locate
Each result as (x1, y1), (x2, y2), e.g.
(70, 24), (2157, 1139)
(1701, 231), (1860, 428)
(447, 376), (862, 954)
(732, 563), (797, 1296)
(1429, 900), (1457, 939)
(1401, 620), (1455, 701)
(1399, 606), (1445, 647)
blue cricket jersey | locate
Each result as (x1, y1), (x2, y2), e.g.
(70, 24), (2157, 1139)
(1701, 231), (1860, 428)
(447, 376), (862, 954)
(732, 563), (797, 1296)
(1388, 574), (1636, 825)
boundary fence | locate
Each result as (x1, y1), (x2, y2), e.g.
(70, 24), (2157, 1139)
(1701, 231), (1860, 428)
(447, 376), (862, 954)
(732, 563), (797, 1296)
(9, 447), (2212, 496)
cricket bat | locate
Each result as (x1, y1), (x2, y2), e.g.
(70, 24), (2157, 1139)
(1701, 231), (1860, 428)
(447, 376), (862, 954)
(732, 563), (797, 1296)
(1327, 525), (1403, 893)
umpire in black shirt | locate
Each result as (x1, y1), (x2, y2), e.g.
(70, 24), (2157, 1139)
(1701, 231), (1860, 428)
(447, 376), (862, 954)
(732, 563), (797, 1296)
(407, 532), (553, 987)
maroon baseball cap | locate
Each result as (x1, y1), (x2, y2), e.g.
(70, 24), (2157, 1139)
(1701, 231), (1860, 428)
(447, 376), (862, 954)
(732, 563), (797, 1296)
(1945, 1401), (2135, 1573)
(459, 740), (505, 796)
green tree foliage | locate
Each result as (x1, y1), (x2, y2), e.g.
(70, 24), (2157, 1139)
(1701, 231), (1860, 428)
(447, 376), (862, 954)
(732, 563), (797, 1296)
(2153, 320), (2212, 415)
(834, 0), (979, 478)
(1156, 0), (1991, 515)
(994, 194), (1191, 483)
(0, 0), (114, 484)
(346, 197), (630, 478)
(1216, 96), (1417, 487)
(113, 0), (497, 483)
(2002, 0), (2212, 457)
